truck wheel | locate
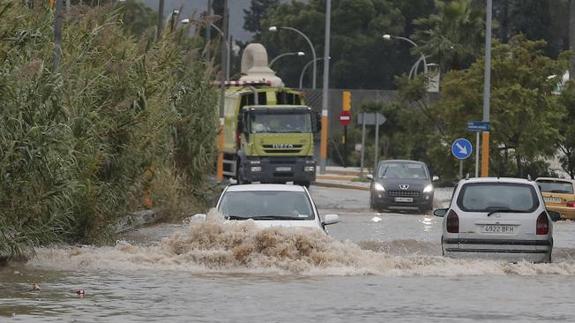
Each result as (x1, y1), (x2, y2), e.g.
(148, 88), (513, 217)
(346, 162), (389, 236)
(236, 162), (251, 185)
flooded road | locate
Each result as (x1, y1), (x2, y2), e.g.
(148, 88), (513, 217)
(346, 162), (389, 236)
(2, 186), (575, 322)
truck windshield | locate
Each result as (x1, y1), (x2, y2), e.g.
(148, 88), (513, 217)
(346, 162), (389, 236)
(249, 111), (312, 133)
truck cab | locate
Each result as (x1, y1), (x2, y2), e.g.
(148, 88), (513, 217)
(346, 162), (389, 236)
(222, 86), (319, 187)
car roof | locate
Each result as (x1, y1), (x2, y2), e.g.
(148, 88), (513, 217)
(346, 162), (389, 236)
(535, 177), (574, 183)
(225, 184), (306, 192)
(458, 177), (534, 185)
(379, 159), (425, 164)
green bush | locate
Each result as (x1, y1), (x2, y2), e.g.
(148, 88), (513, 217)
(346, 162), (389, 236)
(0, 3), (217, 259)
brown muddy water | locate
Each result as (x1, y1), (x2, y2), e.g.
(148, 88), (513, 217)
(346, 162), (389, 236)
(1, 187), (575, 322)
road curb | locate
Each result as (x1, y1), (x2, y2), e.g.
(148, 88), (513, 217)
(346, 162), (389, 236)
(313, 181), (370, 191)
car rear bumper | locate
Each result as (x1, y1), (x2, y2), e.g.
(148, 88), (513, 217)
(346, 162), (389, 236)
(442, 238), (552, 263)
(545, 205), (575, 220)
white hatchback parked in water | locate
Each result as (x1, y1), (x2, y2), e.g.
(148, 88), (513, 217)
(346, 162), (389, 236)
(434, 177), (561, 263)
(212, 184), (339, 233)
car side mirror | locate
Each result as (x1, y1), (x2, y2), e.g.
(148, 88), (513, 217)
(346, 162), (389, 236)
(191, 213), (207, 222)
(433, 208), (448, 217)
(432, 175), (440, 182)
(548, 210), (561, 222)
(366, 174), (374, 181)
(322, 214), (339, 225)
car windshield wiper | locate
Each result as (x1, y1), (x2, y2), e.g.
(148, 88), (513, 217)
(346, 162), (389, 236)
(486, 209), (525, 216)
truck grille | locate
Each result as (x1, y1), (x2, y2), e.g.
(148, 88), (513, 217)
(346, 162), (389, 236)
(387, 190), (422, 198)
(263, 144), (303, 154)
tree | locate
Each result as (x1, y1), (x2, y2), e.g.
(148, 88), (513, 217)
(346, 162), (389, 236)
(243, 0), (279, 33)
(557, 81), (575, 178)
(257, 0), (433, 89)
(435, 36), (568, 177)
(412, 0), (485, 72)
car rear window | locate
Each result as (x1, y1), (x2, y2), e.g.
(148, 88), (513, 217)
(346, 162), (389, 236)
(218, 191), (315, 220)
(537, 180), (574, 194)
(457, 183), (539, 213)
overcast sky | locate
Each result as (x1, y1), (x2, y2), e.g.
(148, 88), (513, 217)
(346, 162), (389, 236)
(143, 0), (253, 41)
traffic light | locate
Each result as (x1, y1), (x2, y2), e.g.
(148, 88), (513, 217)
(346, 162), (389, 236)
(342, 90), (351, 112)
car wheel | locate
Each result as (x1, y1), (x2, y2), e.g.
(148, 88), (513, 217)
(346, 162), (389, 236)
(544, 252), (552, 263)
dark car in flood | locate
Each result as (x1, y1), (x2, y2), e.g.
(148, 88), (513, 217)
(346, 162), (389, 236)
(368, 160), (438, 212)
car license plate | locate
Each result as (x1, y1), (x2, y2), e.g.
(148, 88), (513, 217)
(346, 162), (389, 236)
(394, 197), (413, 203)
(276, 167), (292, 172)
(482, 224), (515, 233)
(544, 197), (561, 203)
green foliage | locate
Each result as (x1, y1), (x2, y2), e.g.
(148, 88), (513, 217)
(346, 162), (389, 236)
(0, 3), (217, 259)
(557, 81), (575, 179)
(243, 0), (280, 33)
(435, 36), (568, 177)
(412, 0), (484, 72)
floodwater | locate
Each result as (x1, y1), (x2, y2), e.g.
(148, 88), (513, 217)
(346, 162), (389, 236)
(1, 187), (575, 322)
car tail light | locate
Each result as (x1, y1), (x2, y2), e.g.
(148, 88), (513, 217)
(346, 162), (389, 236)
(446, 210), (459, 233)
(566, 201), (575, 207)
(536, 212), (549, 235)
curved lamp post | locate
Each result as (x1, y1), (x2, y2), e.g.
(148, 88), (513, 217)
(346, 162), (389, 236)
(298, 57), (329, 89)
(269, 51), (305, 67)
(383, 34), (428, 78)
(182, 19), (230, 80)
(269, 26), (317, 89)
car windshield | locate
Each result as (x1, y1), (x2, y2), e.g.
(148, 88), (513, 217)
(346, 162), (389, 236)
(378, 163), (428, 179)
(218, 191), (314, 220)
(457, 183), (539, 212)
(537, 180), (574, 194)
(250, 112), (312, 133)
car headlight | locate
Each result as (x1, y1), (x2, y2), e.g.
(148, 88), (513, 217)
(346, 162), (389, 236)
(304, 166), (315, 172)
(250, 166), (262, 172)
(423, 184), (434, 193)
(374, 182), (385, 191)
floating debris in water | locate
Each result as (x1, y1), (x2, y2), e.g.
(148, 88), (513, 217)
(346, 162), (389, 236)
(371, 216), (382, 223)
(31, 283), (40, 291)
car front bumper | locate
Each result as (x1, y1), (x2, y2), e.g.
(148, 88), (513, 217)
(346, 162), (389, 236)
(442, 238), (553, 263)
(242, 157), (316, 183)
(372, 191), (434, 209)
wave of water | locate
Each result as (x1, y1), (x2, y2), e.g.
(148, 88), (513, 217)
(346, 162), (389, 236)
(29, 214), (575, 277)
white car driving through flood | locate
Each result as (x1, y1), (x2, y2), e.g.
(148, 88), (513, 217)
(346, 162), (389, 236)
(434, 177), (561, 263)
(212, 184), (339, 233)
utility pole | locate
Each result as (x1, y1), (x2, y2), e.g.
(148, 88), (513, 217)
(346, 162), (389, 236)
(481, 0), (493, 177)
(52, 0), (63, 72)
(319, 0), (331, 174)
(157, 0), (165, 40)
(206, 0), (212, 60)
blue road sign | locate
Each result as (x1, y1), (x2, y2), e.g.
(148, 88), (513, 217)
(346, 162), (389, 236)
(467, 121), (490, 132)
(452, 138), (473, 160)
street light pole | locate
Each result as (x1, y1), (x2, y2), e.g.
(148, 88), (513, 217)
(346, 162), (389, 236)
(320, 0), (331, 173)
(383, 34), (428, 75)
(481, 0), (493, 177)
(269, 26), (317, 89)
(269, 52), (305, 68)
(299, 57), (326, 89)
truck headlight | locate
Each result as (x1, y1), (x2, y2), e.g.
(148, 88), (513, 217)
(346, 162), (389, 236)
(374, 182), (385, 191)
(250, 160), (261, 165)
(250, 166), (262, 172)
(423, 184), (434, 193)
(304, 166), (315, 172)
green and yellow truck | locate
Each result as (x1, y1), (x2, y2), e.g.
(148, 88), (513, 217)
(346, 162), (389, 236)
(220, 44), (319, 187)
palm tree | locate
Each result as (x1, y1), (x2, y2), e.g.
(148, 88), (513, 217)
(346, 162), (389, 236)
(412, 0), (484, 72)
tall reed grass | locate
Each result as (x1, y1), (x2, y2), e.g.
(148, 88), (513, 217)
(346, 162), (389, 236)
(0, 2), (217, 259)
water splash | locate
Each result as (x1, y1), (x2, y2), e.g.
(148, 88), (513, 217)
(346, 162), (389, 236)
(29, 214), (575, 276)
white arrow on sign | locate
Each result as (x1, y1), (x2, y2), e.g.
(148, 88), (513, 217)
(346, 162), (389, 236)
(456, 143), (468, 155)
